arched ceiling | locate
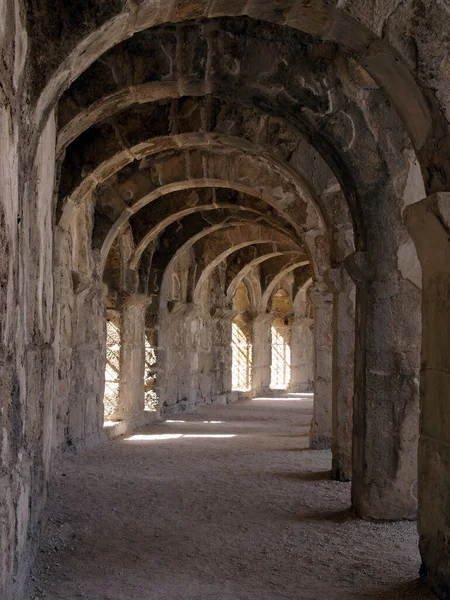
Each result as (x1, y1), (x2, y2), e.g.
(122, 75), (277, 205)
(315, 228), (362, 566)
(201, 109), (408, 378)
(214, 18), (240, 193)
(226, 251), (300, 302)
(158, 221), (302, 311)
(29, 2), (450, 192)
(46, 9), (441, 310)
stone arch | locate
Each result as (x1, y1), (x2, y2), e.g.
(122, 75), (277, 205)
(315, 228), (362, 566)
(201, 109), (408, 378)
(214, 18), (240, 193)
(48, 3), (429, 526)
(193, 245), (306, 306)
(56, 89), (355, 259)
(226, 251), (301, 304)
(58, 138), (327, 246)
(128, 202), (301, 272)
(30, 3), (450, 195)
(262, 263), (311, 313)
(87, 147), (326, 275)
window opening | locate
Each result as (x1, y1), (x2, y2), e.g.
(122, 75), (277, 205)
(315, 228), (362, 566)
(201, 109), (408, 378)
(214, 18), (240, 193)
(104, 319), (121, 419)
(231, 320), (252, 391)
(270, 320), (291, 389)
(145, 336), (159, 411)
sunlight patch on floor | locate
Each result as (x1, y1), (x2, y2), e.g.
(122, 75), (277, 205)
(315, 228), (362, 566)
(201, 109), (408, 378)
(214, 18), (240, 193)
(125, 433), (236, 441)
(165, 420), (225, 424)
(252, 396), (313, 402)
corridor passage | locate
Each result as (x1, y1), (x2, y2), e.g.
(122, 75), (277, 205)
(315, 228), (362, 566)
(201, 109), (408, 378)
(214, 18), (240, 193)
(28, 397), (432, 600)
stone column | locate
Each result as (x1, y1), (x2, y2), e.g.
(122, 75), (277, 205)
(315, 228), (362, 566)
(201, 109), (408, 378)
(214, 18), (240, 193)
(252, 313), (273, 395)
(116, 297), (146, 422)
(346, 251), (420, 520)
(210, 308), (235, 404)
(289, 296), (314, 393)
(406, 193), (450, 598)
(308, 283), (333, 449)
(326, 266), (356, 482)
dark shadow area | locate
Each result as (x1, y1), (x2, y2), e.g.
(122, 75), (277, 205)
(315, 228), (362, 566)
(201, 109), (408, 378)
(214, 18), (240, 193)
(271, 431), (312, 438)
(270, 469), (332, 481)
(360, 578), (436, 599)
(291, 507), (355, 524)
(272, 471), (331, 481)
(273, 447), (311, 452)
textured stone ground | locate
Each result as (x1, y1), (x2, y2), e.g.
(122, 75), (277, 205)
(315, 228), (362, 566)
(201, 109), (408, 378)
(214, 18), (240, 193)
(27, 395), (434, 600)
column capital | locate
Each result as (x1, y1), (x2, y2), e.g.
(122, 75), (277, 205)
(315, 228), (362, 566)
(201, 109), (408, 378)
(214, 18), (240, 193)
(405, 192), (450, 268)
(117, 292), (152, 310)
(343, 251), (375, 284)
(307, 281), (333, 308)
(325, 264), (356, 295)
(210, 307), (237, 319)
(292, 316), (313, 327)
(254, 312), (274, 325)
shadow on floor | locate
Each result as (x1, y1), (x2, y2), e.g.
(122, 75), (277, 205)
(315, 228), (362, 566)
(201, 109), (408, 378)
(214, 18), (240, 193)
(271, 469), (332, 481)
(274, 507), (356, 524)
(294, 507), (355, 523)
(273, 446), (311, 452)
(361, 578), (436, 599)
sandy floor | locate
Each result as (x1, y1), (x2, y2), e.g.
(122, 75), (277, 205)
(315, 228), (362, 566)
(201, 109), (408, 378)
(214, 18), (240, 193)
(27, 395), (435, 600)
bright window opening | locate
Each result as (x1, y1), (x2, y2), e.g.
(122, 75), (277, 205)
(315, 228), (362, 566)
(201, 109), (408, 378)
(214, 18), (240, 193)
(231, 321), (252, 391)
(231, 282), (253, 392)
(104, 319), (121, 419)
(144, 336), (159, 411)
(270, 320), (291, 390)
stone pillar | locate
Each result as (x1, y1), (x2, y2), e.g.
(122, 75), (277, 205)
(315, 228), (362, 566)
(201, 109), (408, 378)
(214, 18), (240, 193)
(289, 297), (314, 393)
(308, 283), (333, 449)
(346, 251), (420, 520)
(210, 308), (235, 404)
(326, 266), (356, 482)
(116, 298), (146, 422)
(252, 313), (272, 395)
(406, 193), (450, 598)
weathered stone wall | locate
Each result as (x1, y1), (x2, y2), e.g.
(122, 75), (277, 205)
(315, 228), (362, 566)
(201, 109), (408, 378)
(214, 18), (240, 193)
(53, 197), (106, 452)
(406, 193), (450, 598)
(157, 259), (235, 414)
(291, 291), (314, 393)
(1, 3), (56, 597)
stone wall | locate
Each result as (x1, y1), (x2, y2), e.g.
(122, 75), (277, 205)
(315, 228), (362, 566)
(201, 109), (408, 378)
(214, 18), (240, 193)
(157, 260), (236, 414)
(0, 3), (55, 597)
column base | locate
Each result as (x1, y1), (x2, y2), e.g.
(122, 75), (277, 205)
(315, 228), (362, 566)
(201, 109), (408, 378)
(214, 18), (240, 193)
(310, 434), (331, 450)
(352, 484), (417, 521)
(420, 562), (450, 600)
(332, 457), (352, 482)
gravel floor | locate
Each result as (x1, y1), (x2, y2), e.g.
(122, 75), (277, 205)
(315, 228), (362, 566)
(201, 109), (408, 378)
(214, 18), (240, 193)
(26, 395), (435, 600)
